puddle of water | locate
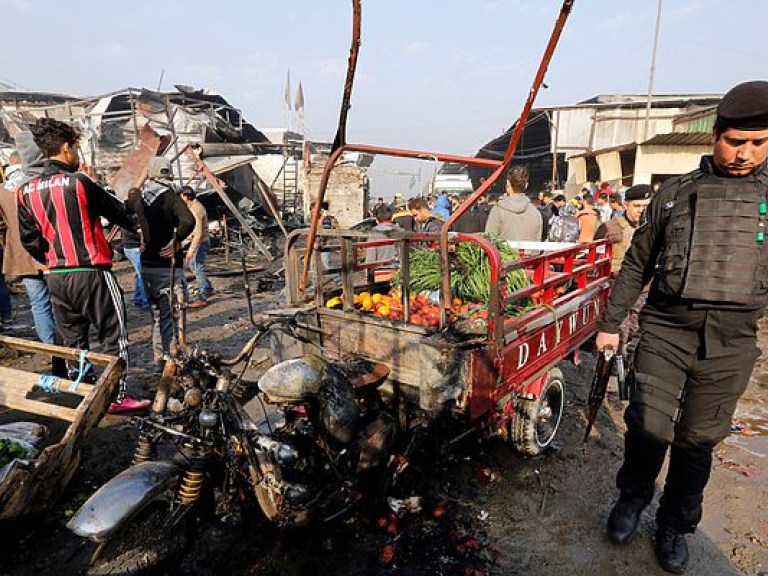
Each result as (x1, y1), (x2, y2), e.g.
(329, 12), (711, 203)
(725, 435), (768, 458)
(728, 414), (768, 457)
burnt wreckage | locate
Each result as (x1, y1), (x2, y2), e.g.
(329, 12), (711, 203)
(0, 86), (300, 257)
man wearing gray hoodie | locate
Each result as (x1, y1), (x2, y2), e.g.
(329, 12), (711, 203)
(484, 165), (543, 242)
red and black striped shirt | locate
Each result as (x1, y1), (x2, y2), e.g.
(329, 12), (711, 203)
(17, 161), (133, 270)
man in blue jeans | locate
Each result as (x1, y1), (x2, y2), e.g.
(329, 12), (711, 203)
(0, 133), (69, 376)
(121, 188), (149, 309)
(180, 187), (213, 308)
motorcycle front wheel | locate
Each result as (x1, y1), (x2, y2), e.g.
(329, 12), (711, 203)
(86, 503), (188, 576)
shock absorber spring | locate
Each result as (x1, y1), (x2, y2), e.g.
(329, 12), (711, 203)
(131, 433), (156, 465)
(176, 444), (207, 505)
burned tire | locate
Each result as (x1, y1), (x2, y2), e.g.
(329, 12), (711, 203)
(255, 484), (281, 523)
(511, 368), (565, 456)
(86, 504), (188, 576)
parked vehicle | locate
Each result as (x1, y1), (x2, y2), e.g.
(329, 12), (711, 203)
(285, 230), (611, 456)
(432, 162), (474, 196)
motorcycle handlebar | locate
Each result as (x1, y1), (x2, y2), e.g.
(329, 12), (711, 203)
(219, 307), (316, 367)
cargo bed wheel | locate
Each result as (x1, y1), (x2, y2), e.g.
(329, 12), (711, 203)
(511, 368), (565, 456)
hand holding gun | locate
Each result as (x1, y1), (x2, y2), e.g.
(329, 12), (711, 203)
(583, 344), (628, 443)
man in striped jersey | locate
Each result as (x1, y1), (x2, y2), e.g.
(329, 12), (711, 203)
(17, 118), (149, 413)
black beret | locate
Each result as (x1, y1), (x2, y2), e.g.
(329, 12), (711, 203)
(715, 81), (768, 131)
(624, 184), (652, 202)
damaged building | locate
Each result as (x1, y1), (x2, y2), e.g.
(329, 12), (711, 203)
(0, 85), (372, 254)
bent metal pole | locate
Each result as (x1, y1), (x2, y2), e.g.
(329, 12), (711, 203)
(438, 0), (575, 318)
(301, 0), (362, 291)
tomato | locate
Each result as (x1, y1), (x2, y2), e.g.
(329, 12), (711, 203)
(378, 304), (391, 318)
(371, 293), (383, 305)
(410, 314), (423, 325)
(380, 544), (395, 564)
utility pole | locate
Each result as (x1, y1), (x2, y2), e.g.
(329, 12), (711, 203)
(643, 0), (663, 141)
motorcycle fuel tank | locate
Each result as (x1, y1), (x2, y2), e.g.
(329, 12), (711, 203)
(258, 355), (327, 401)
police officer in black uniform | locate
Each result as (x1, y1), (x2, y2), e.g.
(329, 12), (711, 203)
(596, 80), (768, 574)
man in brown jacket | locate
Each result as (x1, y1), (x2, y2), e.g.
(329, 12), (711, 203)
(593, 184), (653, 362)
(0, 136), (64, 375)
(180, 186), (214, 308)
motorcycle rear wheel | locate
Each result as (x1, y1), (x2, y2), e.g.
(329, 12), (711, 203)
(86, 503), (188, 576)
(511, 368), (565, 456)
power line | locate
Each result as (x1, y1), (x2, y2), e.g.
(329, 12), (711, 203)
(0, 75), (31, 91)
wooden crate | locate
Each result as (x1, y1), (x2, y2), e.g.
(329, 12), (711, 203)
(0, 336), (124, 520)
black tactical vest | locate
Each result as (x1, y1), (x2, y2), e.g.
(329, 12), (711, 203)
(657, 165), (768, 306)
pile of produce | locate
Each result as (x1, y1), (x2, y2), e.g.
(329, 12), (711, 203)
(325, 290), (486, 329)
(327, 291), (404, 320)
(0, 438), (34, 468)
(394, 235), (532, 306)
(324, 235), (535, 330)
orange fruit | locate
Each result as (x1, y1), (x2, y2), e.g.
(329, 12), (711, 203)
(378, 304), (391, 317)
(361, 296), (373, 311)
(371, 293), (383, 305)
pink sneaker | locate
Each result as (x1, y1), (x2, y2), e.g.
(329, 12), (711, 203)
(108, 396), (151, 414)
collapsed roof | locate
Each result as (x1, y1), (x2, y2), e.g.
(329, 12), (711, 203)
(0, 85), (282, 216)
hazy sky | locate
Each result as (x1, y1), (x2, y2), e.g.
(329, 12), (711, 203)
(1, 0), (765, 196)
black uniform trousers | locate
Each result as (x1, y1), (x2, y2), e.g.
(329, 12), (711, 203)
(616, 297), (760, 533)
(47, 269), (129, 397)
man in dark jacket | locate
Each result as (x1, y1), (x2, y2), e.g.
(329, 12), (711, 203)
(452, 191), (487, 234)
(597, 81), (768, 573)
(408, 197), (443, 233)
(17, 118), (147, 412)
(127, 157), (194, 370)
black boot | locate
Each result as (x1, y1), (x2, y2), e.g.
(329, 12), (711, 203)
(606, 496), (645, 544)
(655, 524), (689, 574)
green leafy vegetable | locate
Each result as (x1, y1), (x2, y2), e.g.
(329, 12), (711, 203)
(394, 234), (533, 308)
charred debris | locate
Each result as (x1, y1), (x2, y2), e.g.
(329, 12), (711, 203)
(0, 85), (372, 264)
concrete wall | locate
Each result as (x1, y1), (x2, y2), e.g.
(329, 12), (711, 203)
(304, 162), (369, 228)
(633, 144), (710, 185)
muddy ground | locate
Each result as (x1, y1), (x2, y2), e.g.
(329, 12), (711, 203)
(0, 252), (767, 576)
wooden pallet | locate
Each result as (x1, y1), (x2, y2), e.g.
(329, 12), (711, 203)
(0, 336), (124, 520)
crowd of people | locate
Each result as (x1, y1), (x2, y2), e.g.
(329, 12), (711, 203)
(0, 118), (214, 414)
(368, 165), (636, 247)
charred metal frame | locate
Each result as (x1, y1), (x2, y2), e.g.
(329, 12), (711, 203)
(301, 0), (576, 311)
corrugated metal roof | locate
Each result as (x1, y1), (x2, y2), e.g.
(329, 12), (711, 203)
(642, 132), (711, 146)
